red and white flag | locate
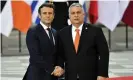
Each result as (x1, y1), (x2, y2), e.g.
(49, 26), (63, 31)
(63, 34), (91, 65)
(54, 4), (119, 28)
(88, 0), (98, 24)
(122, 1), (133, 28)
(97, 0), (130, 31)
(1, 0), (13, 37)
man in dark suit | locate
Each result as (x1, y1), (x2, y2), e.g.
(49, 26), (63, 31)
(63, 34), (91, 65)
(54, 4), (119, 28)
(23, 3), (64, 80)
(57, 3), (109, 80)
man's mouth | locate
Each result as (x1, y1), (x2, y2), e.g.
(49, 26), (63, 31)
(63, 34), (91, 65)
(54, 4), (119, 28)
(74, 19), (78, 20)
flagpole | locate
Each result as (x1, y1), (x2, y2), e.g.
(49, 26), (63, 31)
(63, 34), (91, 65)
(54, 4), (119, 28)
(125, 24), (128, 48)
(1, 34), (3, 55)
(108, 29), (111, 49)
(19, 31), (21, 52)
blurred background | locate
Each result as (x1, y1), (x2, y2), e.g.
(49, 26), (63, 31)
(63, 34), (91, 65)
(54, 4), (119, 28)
(1, 0), (133, 80)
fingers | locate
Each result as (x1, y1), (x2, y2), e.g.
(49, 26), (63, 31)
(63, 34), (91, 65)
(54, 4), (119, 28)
(51, 66), (64, 77)
(54, 67), (64, 77)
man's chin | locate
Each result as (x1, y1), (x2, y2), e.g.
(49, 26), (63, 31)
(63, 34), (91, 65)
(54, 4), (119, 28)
(75, 22), (80, 24)
(45, 22), (51, 24)
(73, 21), (79, 23)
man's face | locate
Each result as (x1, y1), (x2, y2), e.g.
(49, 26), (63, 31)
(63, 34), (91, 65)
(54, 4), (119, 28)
(39, 7), (54, 25)
(69, 6), (84, 25)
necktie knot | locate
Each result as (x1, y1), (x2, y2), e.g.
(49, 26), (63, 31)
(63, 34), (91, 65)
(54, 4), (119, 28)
(47, 28), (51, 31)
(75, 29), (80, 32)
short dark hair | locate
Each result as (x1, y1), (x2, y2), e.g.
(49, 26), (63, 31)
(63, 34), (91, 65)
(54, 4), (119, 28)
(38, 3), (55, 14)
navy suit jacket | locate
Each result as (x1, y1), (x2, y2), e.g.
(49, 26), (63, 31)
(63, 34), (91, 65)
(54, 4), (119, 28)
(23, 24), (58, 80)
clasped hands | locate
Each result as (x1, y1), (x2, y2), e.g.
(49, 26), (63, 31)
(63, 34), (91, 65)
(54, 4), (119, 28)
(51, 66), (64, 77)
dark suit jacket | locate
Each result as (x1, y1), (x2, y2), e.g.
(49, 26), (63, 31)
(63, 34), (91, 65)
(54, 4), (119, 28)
(57, 23), (109, 80)
(23, 24), (58, 80)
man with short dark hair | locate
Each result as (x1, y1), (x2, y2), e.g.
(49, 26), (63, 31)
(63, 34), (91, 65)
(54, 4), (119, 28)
(23, 3), (64, 80)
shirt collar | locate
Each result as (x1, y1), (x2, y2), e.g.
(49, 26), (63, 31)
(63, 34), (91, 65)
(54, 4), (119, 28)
(40, 21), (51, 30)
(72, 23), (83, 32)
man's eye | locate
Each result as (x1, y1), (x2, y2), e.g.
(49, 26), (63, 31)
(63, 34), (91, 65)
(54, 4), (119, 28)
(43, 12), (47, 14)
(77, 11), (81, 14)
(71, 12), (75, 15)
(49, 12), (52, 14)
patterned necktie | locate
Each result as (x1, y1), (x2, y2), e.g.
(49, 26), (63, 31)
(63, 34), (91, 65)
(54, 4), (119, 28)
(47, 28), (54, 45)
(74, 29), (80, 53)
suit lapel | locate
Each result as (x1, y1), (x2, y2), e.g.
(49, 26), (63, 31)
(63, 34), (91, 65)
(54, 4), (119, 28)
(68, 24), (89, 54)
(68, 25), (77, 54)
(77, 23), (89, 53)
(38, 24), (54, 46)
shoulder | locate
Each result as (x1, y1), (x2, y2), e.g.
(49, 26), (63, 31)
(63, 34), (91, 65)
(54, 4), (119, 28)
(56, 25), (70, 37)
(59, 25), (71, 33)
(27, 24), (40, 35)
(84, 23), (102, 32)
(51, 28), (56, 33)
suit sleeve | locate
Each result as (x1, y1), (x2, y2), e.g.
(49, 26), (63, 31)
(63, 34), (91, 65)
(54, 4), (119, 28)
(95, 28), (109, 77)
(26, 28), (54, 74)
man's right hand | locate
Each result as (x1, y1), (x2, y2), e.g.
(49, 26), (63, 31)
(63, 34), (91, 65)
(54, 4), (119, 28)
(51, 66), (64, 77)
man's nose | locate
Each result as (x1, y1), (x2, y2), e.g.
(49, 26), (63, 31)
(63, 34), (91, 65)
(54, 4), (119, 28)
(46, 13), (50, 17)
(74, 13), (78, 17)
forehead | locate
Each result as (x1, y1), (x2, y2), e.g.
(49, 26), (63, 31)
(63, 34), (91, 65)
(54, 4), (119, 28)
(70, 6), (82, 12)
(40, 7), (54, 12)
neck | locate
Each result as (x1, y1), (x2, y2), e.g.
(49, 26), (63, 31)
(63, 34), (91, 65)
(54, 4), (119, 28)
(73, 23), (82, 28)
(45, 23), (51, 28)
(41, 21), (51, 28)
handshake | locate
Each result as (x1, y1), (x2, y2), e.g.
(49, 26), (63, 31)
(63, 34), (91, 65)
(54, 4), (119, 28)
(51, 66), (64, 77)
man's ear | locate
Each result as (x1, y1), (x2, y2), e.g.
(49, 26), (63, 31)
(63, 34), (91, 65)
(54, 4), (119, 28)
(53, 13), (55, 19)
(83, 11), (85, 16)
(38, 14), (41, 19)
(83, 12), (85, 18)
